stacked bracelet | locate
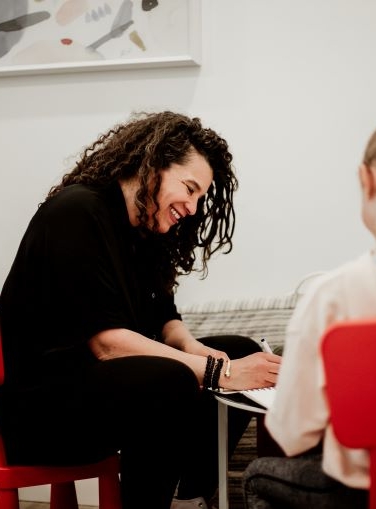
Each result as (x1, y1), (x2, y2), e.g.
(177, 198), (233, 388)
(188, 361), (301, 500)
(203, 355), (215, 389)
(211, 358), (224, 390)
(203, 355), (225, 391)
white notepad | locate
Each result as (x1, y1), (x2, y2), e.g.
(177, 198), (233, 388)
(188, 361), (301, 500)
(240, 387), (276, 409)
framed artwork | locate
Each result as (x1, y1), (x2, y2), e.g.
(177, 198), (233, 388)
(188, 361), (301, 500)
(0, 0), (201, 76)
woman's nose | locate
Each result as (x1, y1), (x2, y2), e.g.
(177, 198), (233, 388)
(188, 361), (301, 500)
(185, 197), (198, 216)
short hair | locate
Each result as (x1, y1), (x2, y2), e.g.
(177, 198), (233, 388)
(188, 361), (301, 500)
(363, 130), (376, 166)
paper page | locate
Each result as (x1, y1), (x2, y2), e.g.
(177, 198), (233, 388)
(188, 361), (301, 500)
(240, 387), (276, 409)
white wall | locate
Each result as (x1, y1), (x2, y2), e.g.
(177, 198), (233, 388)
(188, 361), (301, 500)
(1, 0), (376, 307)
(2, 0), (376, 504)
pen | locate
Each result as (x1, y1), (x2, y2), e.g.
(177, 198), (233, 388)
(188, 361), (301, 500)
(260, 338), (273, 353)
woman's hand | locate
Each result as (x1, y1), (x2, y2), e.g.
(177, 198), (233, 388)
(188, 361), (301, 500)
(219, 352), (282, 391)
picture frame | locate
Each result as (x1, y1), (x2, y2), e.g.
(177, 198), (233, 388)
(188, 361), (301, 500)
(0, 0), (201, 76)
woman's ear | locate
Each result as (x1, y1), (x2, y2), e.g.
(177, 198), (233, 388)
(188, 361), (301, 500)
(358, 164), (375, 199)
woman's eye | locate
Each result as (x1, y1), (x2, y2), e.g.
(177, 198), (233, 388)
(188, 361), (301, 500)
(185, 184), (194, 195)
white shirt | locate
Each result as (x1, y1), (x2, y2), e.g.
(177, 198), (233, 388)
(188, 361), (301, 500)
(266, 250), (376, 489)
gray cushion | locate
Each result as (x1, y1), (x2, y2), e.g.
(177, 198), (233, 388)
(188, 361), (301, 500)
(179, 293), (299, 355)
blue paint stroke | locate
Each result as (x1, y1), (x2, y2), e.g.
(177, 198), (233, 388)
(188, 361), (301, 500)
(0, 11), (50, 32)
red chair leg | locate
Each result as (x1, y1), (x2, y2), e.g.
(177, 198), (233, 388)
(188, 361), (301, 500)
(50, 481), (79, 509)
(99, 472), (122, 509)
(0, 488), (20, 509)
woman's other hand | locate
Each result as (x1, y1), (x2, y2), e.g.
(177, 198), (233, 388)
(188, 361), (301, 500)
(220, 352), (282, 391)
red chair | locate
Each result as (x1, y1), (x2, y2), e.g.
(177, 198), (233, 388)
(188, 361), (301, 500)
(321, 320), (376, 509)
(0, 328), (122, 509)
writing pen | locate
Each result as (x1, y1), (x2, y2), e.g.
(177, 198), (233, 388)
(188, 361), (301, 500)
(260, 338), (273, 354)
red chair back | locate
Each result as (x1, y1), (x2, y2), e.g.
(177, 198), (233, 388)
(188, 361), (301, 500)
(321, 320), (376, 509)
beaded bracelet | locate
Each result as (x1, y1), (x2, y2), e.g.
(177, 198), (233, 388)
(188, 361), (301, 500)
(211, 358), (224, 390)
(203, 355), (215, 389)
(203, 355), (227, 390)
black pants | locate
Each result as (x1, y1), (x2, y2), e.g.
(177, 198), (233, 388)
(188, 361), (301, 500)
(1, 335), (260, 509)
(243, 453), (369, 509)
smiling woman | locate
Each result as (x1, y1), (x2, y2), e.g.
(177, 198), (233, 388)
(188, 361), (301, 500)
(46, 110), (238, 291)
(0, 110), (281, 509)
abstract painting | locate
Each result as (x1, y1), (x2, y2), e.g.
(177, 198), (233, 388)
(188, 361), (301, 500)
(0, 0), (201, 75)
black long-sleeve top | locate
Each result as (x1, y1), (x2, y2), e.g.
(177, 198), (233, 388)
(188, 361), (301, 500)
(0, 181), (181, 388)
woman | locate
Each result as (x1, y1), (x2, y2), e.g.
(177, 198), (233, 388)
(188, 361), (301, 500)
(0, 111), (281, 509)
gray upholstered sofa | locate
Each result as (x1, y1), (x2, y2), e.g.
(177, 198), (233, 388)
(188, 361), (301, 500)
(179, 271), (324, 358)
(179, 292), (300, 356)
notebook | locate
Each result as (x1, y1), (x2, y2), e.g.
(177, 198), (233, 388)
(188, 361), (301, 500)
(240, 387), (276, 409)
(213, 386), (276, 411)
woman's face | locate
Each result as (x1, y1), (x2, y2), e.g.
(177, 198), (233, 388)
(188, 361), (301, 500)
(154, 149), (213, 233)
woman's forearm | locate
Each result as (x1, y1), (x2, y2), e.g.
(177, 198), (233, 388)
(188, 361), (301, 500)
(88, 326), (207, 383)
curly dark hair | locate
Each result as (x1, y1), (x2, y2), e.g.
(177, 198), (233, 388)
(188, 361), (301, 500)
(47, 111), (238, 292)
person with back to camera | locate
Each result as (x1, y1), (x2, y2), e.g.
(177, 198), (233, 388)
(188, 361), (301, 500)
(0, 111), (281, 509)
(242, 129), (376, 509)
